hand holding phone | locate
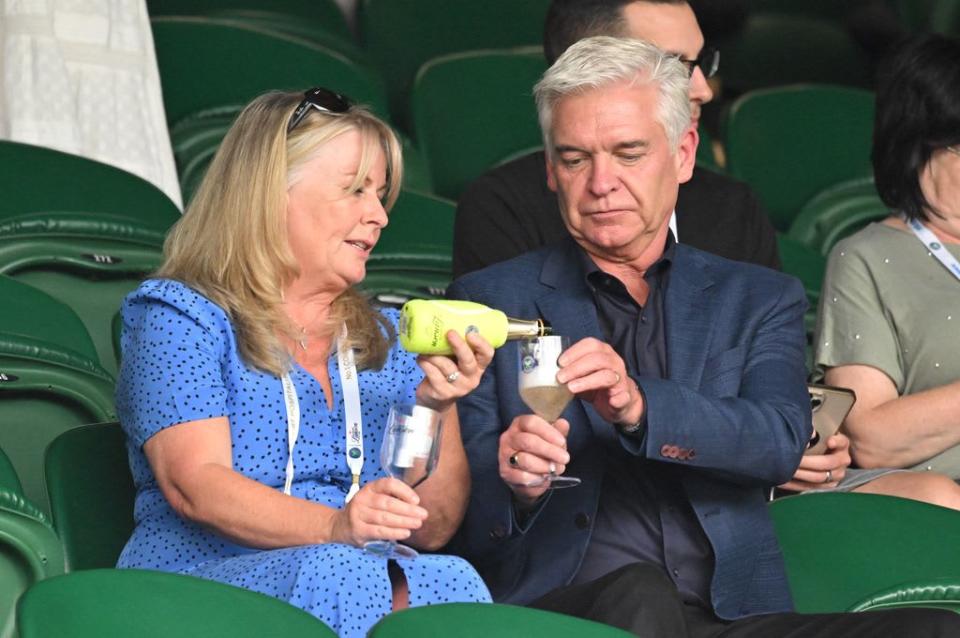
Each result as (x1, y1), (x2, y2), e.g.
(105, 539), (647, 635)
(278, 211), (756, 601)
(806, 384), (856, 455)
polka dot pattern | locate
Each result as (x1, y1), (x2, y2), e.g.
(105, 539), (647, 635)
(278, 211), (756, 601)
(115, 280), (491, 637)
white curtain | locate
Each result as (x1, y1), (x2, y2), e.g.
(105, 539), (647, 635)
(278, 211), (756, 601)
(0, 0), (182, 209)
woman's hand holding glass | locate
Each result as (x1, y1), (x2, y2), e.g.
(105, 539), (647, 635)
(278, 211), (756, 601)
(415, 330), (494, 411)
(330, 476), (427, 548)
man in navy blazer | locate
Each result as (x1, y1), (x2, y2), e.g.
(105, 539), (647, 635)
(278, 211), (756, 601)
(447, 36), (959, 637)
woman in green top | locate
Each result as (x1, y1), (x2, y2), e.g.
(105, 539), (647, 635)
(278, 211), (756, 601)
(814, 34), (960, 508)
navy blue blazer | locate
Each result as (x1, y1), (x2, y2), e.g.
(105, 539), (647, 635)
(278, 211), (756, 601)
(446, 237), (811, 620)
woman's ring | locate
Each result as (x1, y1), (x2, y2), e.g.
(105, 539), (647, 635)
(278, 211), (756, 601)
(509, 453), (520, 467)
(446, 371), (460, 383)
(613, 371), (621, 384)
(825, 469), (833, 483)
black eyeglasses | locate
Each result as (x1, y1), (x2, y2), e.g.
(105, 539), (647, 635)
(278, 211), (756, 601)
(287, 87), (351, 133)
(676, 46), (719, 79)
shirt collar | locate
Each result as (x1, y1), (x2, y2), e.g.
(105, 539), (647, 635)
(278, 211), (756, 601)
(580, 230), (676, 294)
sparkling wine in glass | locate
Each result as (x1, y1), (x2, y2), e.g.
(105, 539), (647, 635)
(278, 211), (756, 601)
(364, 403), (443, 559)
(518, 335), (580, 488)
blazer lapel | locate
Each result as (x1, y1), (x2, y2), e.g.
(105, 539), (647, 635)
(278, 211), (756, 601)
(532, 239), (617, 451)
(664, 245), (718, 388)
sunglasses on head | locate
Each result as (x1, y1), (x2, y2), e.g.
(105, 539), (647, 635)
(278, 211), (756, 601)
(676, 46), (719, 79)
(287, 87), (352, 133)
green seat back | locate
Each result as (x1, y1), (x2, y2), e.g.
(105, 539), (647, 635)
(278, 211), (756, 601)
(0, 141), (180, 220)
(359, 0), (550, 128)
(369, 190), (454, 272)
(152, 17), (388, 127)
(724, 84), (875, 231)
(360, 271), (450, 308)
(849, 577), (960, 613)
(776, 234), (825, 371)
(369, 603), (635, 637)
(17, 568), (337, 637)
(412, 47), (547, 199)
(743, 0), (851, 19)
(147, 0), (355, 54)
(45, 422), (135, 571)
(788, 178), (889, 256)
(716, 13), (872, 96)
(363, 189), (454, 307)
(0, 276), (115, 516)
(0, 211), (168, 376)
(0, 447), (23, 496)
(0, 488), (65, 638)
(771, 492), (960, 613)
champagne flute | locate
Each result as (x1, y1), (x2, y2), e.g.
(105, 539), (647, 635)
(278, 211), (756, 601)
(517, 335), (580, 488)
(363, 403), (443, 559)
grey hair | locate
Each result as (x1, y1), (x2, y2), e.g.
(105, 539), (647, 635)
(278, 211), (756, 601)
(534, 35), (691, 159)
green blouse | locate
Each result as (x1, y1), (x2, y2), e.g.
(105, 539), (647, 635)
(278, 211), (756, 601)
(815, 221), (960, 477)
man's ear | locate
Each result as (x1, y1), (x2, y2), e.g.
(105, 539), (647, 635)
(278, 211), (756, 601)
(675, 125), (698, 185)
(545, 152), (559, 193)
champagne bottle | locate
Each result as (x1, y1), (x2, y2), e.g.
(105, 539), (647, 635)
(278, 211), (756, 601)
(399, 299), (550, 355)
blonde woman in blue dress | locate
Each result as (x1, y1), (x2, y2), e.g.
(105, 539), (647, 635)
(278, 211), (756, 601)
(115, 88), (493, 637)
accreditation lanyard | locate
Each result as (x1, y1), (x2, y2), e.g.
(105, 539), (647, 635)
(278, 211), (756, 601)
(280, 325), (364, 504)
(905, 215), (960, 283)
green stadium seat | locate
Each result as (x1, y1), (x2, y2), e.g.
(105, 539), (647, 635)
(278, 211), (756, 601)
(716, 13), (872, 96)
(743, 0), (850, 19)
(151, 17), (389, 127)
(776, 234), (825, 371)
(16, 569), (337, 637)
(896, 0), (960, 33)
(771, 492), (960, 613)
(0, 487), (65, 638)
(411, 47), (547, 199)
(45, 422), (135, 571)
(0, 276), (115, 516)
(724, 84), (875, 231)
(788, 177), (889, 256)
(361, 189), (455, 306)
(848, 577), (960, 613)
(0, 141), (180, 220)
(0, 210), (167, 376)
(368, 602), (635, 637)
(0, 141), (180, 374)
(0, 446), (23, 496)
(147, 0), (359, 59)
(359, 0), (550, 128)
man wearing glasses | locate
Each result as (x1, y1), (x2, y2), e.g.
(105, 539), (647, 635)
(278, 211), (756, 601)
(452, 0), (779, 278)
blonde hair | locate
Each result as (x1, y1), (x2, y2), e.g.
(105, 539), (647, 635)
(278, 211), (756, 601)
(534, 36), (691, 160)
(158, 90), (404, 376)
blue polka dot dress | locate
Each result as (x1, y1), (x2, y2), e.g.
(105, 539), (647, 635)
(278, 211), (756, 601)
(115, 280), (491, 637)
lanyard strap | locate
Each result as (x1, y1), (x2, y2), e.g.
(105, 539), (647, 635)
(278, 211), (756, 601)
(280, 325), (363, 505)
(905, 215), (960, 282)
(337, 326), (364, 503)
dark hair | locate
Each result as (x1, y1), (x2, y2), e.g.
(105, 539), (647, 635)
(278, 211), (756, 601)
(872, 33), (960, 221)
(543, 0), (687, 65)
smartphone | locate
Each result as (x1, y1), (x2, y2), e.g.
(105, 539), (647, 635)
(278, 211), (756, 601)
(805, 383), (856, 455)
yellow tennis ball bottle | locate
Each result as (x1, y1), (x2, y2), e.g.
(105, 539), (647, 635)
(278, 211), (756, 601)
(399, 299), (549, 355)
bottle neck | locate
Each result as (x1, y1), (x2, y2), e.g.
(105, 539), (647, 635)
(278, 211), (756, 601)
(506, 317), (549, 339)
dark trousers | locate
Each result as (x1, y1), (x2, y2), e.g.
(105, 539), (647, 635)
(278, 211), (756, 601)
(530, 563), (960, 638)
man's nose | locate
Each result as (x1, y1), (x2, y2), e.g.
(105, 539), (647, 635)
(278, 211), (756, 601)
(689, 66), (714, 106)
(588, 156), (618, 196)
